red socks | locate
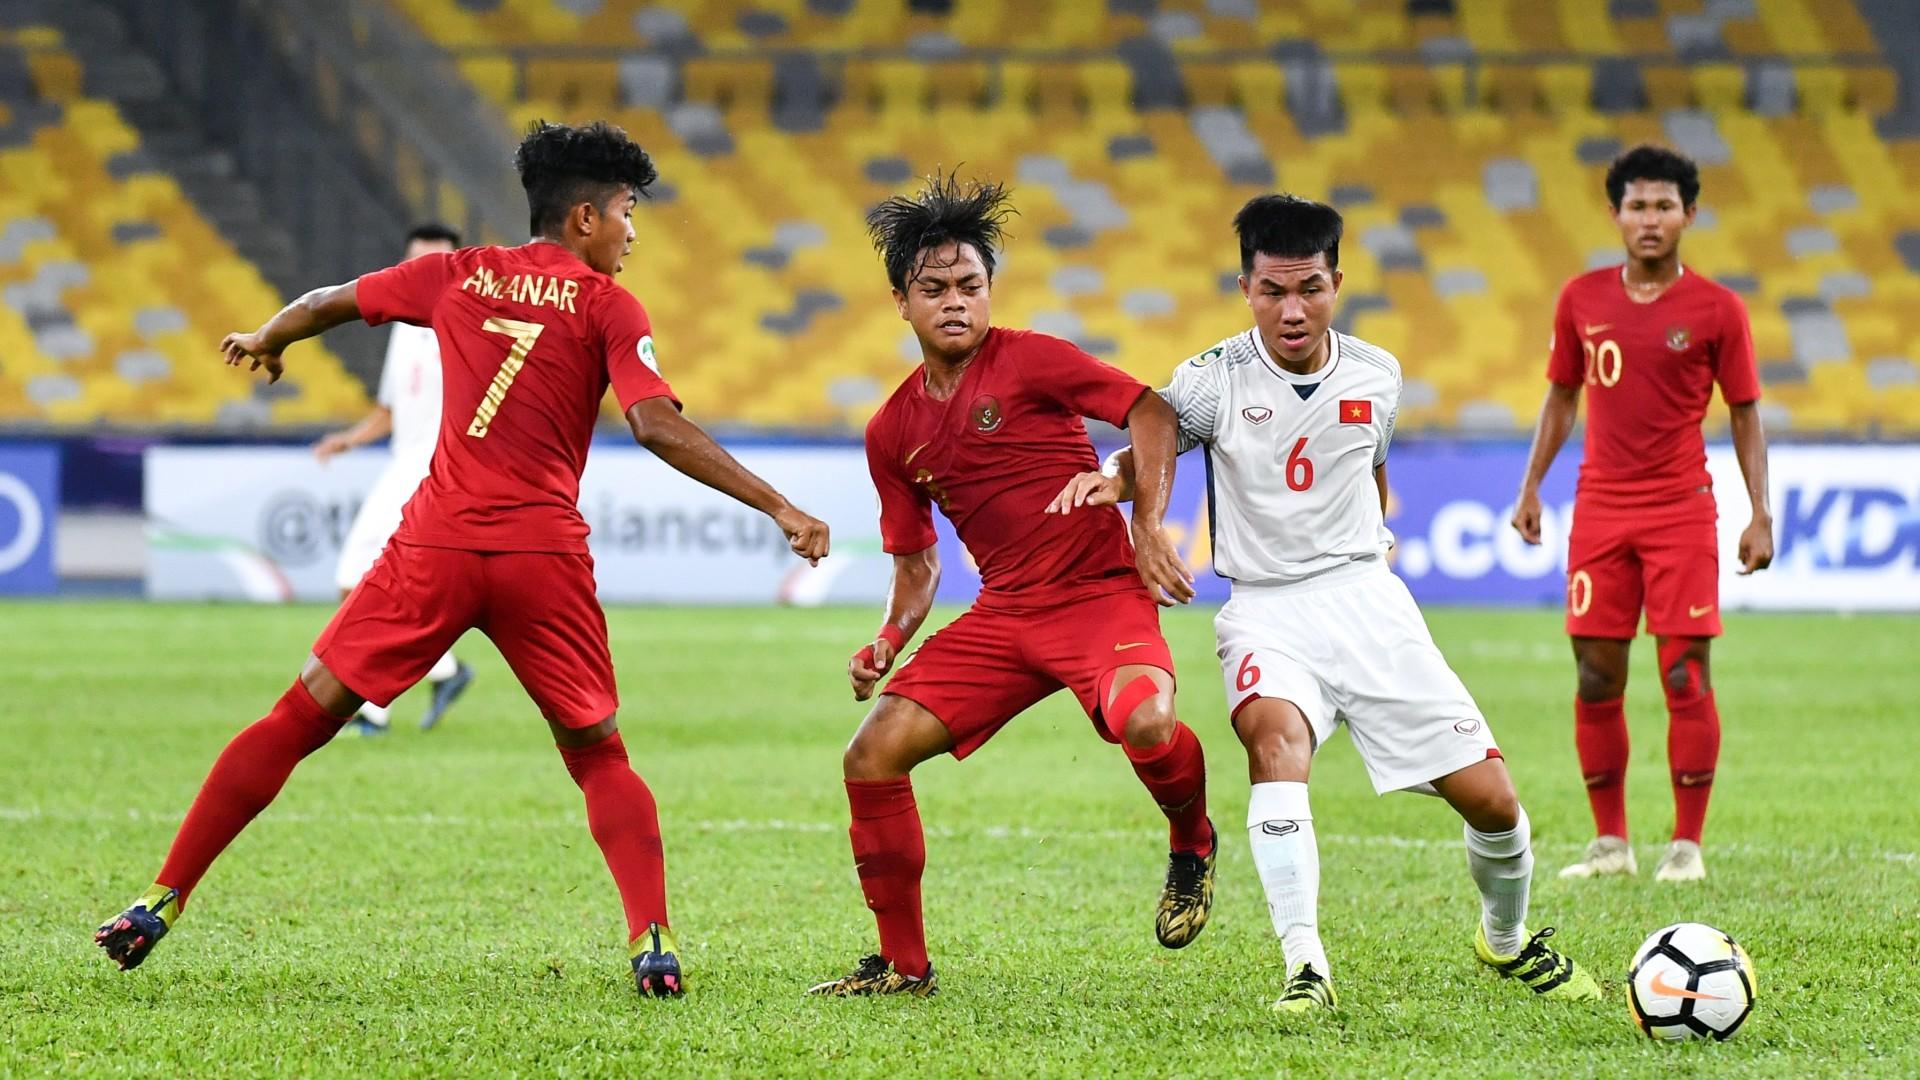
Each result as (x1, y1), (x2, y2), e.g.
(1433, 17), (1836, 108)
(1660, 641), (1720, 845)
(156, 680), (345, 906)
(1124, 722), (1211, 855)
(558, 733), (668, 941)
(845, 777), (929, 979)
(1573, 696), (1630, 840)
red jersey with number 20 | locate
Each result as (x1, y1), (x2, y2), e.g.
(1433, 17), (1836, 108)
(866, 328), (1150, 609)
(1546, 267), (1760, 508)
(355, 242), (678, 553)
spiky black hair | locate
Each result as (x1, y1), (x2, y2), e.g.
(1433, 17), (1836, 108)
(1233, 194), (1343, 275)
(1606, 144), (1700, 208)
(866, 173), (1016, 291)
(514, 120), (658, 238)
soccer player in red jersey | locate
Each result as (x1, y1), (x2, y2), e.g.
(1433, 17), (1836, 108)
(1512, 145), (1773, 884)
(807, 176), (1211, 997)
(94, 121), (831, 997)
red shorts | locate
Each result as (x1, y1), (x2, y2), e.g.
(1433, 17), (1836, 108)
(313, 539), (617, 728)
(1565, 492), (1721, 640)
(879, 587), (1175, 760)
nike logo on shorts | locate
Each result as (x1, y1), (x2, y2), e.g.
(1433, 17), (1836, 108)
(1688, 604), (1715, 618)
(1113, 641), (1149, 652)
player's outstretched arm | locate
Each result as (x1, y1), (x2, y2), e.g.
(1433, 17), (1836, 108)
(220, 282), (362, 384)
(624, 397), (830, 564)
(1728, 401), (1773, 574)
(314, 405), (394, 462)
(849, 545), (939, 701)
(1511, 382), (1581, 544)
(1123, 392), (1195, 606)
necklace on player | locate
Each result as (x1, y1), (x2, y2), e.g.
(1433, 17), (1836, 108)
(1621, 263), (1682, 299)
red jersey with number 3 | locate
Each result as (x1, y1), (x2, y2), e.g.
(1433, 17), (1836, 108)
(865, 327), (1149, 609)
(355, 242), (678, 553)
(1546, 267), (1760, 508)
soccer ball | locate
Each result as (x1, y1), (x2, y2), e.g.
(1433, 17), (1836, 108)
(1627, 922), (1756, 1041)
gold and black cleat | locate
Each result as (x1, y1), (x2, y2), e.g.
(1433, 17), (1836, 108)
(94, 886), (180, 971)
(630, 922), (684, 998)
(807, 954), (938, 997)
(1154, 820), (1217, 949)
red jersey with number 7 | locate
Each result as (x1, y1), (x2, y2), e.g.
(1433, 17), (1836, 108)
(355, 242), (678, 553)
(1545, 266), (1760, 509)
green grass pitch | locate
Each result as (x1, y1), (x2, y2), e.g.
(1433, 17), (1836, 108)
(3, 601), (1915, 1076)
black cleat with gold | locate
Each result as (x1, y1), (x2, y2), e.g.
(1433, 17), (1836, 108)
(807, 954), (938, 997)
(1155, 820), (1217, 949)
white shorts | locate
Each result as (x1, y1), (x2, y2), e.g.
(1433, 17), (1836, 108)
(1213, 560), (1497, 795)
(333, 462), (427, 591)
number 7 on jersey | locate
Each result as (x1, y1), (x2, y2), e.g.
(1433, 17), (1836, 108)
(468, 317), (544, 438)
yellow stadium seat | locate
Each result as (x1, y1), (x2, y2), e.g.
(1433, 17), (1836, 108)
(1231, 61), (1286, 114)
(681, 57), (776, 112)
(524, 59), (620, 112)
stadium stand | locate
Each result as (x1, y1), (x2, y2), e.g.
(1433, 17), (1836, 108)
(378, 0), (1920, 436)
(0, 23), (366, 425)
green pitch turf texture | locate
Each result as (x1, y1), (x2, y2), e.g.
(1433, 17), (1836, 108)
(3, 601), (1914, 1077)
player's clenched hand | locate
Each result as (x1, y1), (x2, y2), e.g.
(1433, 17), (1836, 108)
(849, 637), (894, 701)
(1132, 520), (1195, 607)
(1737, 517), (1773, 575)
(220, 330), (284, 383)
(773, 504), (830, 566)
(1510, 490), (1544, 545)
(1046, 471), (1122, 515)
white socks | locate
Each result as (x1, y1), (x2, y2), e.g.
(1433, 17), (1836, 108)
(1247, 781), (1327, 978)
(1464, 805), (1533, 957)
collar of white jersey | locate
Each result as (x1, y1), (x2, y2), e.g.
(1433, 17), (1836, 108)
(1246, 327), (1341, 385)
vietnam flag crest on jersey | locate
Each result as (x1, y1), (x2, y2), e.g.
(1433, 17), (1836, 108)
(1339, 399), (1372, 423)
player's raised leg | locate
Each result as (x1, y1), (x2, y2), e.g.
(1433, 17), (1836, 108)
(1561, 636), (1638, 879)
(1234, 694), (1335, 1013)
(810, 693), (952, 997)
(1655, 636), (1716, 882)
(94, 657), (361, 969)
(1432, 759), (1600, 1000)
(1098, 663), (1215, 949)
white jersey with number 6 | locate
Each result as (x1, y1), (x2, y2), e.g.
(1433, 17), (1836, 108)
(1163, 326), (1496, 795)
(1160, 327), (1400, 587)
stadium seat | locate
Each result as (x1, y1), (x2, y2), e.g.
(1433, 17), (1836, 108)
(0, 29), (364, 425)
(356, 0), (1916, 435)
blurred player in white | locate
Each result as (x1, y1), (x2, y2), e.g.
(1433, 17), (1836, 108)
(312, 223), (473, 735)
(1051, 195), (1598, 1013)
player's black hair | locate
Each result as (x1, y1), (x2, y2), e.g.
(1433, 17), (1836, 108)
(1233, 194), (1342, 275)
(514, 120), (658, 238)
(866, 172), (1016, 291)
(406, 222), (462, 247)
(1606, 144), (1700, 208)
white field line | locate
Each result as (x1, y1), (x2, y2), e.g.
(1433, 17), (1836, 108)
(2, 805), (1913, 865)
